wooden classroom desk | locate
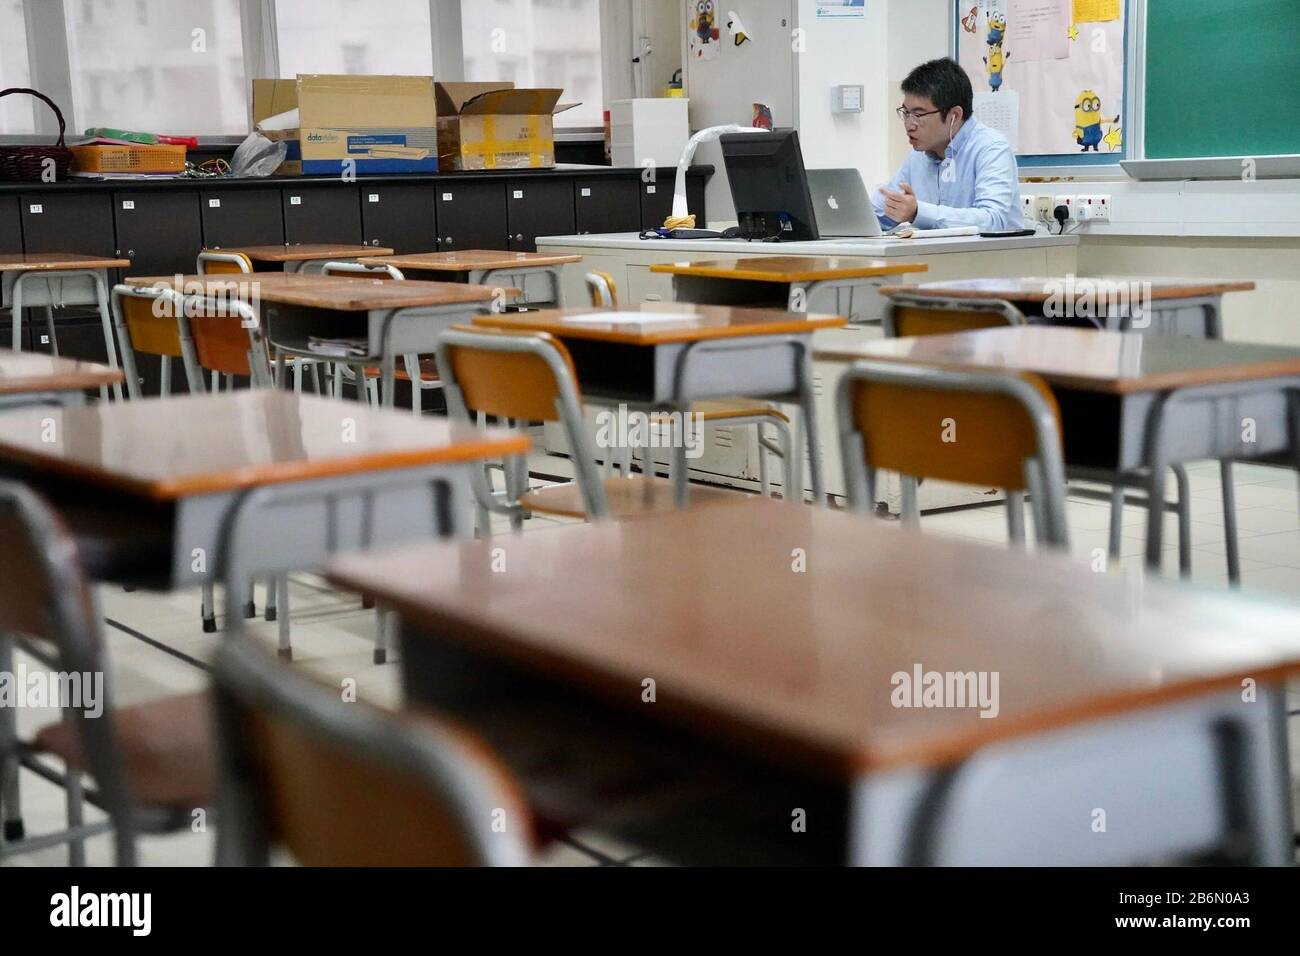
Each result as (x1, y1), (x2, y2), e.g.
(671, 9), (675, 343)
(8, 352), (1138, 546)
(878, 276), (1257, 337)
(650, 255), (928, 325)
(328, 498), (1300, 865)
(205, 243), (394, 275)
(359, 250), (582, 308)
(125, 272), (504, 406)
(0, 349), (124, 408)
(0, 390), (528, 590)
(1, 253), (133, 401)
(819, 325), (1300, 565)
(475, 302), (846, 501)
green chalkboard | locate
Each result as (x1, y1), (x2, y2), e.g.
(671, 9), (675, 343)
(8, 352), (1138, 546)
(1145, 0), (1300, 159)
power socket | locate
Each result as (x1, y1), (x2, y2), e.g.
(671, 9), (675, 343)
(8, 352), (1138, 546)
(1092, 194), (1111, 222)
(1034, 195), (1053, 221)
(1021, 195), (1036, 223)
(1053, 195), (1078, 221)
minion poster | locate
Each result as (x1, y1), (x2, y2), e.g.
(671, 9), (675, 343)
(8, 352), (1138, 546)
(957, 0), (1125, 157)
(689, 0), (722, 61)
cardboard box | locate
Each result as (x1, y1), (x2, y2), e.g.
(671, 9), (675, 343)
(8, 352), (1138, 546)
(251, 75), (439, 176)
(434, 82), (576, 171)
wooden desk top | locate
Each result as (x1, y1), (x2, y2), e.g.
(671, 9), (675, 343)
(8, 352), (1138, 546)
(0, 391), (529, 501)
(0, 252), (131, 273)
(473, 303), (847, 345)
(328, 499), (1300, 776)
(877, 276), (1256, 303)
(358, 250), (583, 272)
(0, 349), (124, 394)
(816, 326), (1300, 395)
(124, 272), (503, 312)
(651, 256), (929, 283)
(210, 244), (393, 262)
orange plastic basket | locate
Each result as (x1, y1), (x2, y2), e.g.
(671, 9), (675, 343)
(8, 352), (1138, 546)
(70, 143), (187, 174)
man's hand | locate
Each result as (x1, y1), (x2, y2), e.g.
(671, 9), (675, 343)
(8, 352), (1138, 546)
(880, 183), (919, 225)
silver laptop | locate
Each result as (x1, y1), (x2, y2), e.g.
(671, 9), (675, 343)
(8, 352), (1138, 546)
(807, 168), (883, 238)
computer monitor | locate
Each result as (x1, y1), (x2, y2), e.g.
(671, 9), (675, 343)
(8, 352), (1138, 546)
(720, 128), (820, 242)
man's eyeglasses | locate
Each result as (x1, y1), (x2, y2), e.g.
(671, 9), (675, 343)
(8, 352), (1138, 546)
(896, 106), (942, 126)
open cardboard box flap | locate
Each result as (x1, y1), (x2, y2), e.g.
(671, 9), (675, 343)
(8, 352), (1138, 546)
(296, 74), (437, 128)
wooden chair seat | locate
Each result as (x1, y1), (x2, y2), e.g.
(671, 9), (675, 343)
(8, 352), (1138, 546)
(362, 358), (440, 382)
(33, 692), (216, 810)
(521, 476), (742, 520)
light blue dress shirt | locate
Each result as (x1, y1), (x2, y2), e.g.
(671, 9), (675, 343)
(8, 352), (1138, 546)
(871, 116), (1021, 231)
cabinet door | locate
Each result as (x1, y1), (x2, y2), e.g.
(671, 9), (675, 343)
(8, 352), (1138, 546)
(283, 186), (363, 244)
(574, 177), (641, 235)
(506, 179), (575, 252)
(0, 195), (22, 254)
(639, 175), (707, 230)
(113, 191), (203, 276)
(19, 193), (116, 255)
(360, 185), (438, 254)
(435, 181), (508, 252)
(201, 188), (284, 248)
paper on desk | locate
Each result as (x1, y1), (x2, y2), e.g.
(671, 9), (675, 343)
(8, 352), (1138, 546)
(307, 336), (369, 357)
(564, 311), (700, 324)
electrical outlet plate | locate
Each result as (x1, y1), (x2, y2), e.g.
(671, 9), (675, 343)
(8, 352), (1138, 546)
(1053, 195), (1077, 220)
(1034, 195), (1053, 221)
(1021, 195), (1035, 221)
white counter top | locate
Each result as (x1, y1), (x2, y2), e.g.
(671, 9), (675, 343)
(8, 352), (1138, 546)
(536, 231), (1080, 257)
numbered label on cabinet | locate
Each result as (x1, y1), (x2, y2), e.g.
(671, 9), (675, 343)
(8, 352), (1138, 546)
(289, 196), (302, 205)
(121, 200), (135, 210)
(442, 192), (453, 202)
(646, 185), (657, 194)
(580, 188), (592, 197)
(208, 199), (221, 208)
(513, 190), (524, 199)
(28, 204), (42, 214)
(368, 194), (379, 203)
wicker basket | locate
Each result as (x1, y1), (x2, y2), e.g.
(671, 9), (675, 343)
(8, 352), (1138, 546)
(0, 88), (74, 182)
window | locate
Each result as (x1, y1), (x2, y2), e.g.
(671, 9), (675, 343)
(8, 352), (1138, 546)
(275, 0), (433, 78)
(461, 0), (604, 127)
(65, 0), (248, 135)
(0, 0), (33, 133)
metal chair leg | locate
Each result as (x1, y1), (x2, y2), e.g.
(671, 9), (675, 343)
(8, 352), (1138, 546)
(201, 582), (216, 633)
(43, 306), (58, 356)
(0, 635), (22, 841)
(901, 475), (920, 530)
(264, 575), (279, 622)
(1220, 461), (1241, 587)
(757, 423), (770, 498)
(374, 609), (389, 665)
(277, 581), (292, 661)
(243, 580), (256, 619)
(1006, 491), (1026, 546)
(65, 768), (85, 867)
(1107, 483), (1124, 560)
(1172, 464), (1192, 580)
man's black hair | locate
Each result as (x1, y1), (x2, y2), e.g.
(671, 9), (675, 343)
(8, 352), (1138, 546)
(901, 57), (974, 122)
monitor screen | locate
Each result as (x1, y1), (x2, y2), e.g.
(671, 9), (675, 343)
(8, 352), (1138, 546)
(720, 129), (820, 242)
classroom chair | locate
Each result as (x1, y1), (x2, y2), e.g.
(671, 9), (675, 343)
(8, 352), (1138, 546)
(837, 360), (1070, 548)
(212, 637), (531, 866)
(318, 260), (444, 414)
(436, 325), (741, 531)
(0, 480), (214, 866)
(584, 271), (794, 498)
(882, 292), (1194, 566)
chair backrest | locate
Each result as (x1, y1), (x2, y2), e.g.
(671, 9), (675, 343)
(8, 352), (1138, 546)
(197, 251), (253, 275)
(836, 360), (1069, 546)
(0, 480), (135, 862)
(112, 285), (185, 359)
(584, 271), (618, 308)
(212, 637), (532, 866)
(321, 261), (405, 280)
(184, 293), (272, 383)
(884, 294), (1025, 338)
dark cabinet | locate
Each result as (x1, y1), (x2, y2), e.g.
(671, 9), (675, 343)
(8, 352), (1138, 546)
(19, 193), (116, 256)
(360, 185), (438, 253)
(112, 190), (203, 277)
(0, 195), (22, 253)
(506, 179), (575, 252)
(574, 177), (641, 235)
(435, 181), (507, 251)
(639, 175), (707, 230)
(201, 188), (284, 248)
(283, 186), (362, 244)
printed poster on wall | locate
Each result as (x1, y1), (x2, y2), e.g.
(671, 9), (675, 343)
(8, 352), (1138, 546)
(817, 0), (866, 17)
(688, 1), (722, 60)
(957, 0), (1125, 156)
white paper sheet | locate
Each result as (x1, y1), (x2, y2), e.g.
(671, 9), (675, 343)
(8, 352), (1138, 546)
(564, 311), (701, 325)
(974, 90), (1020, 152)
(1009, 0), (1071, 61)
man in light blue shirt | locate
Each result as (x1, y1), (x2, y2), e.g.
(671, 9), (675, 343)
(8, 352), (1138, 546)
(872, 58), (1022, 232)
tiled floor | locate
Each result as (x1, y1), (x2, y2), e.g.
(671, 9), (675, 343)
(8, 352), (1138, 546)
(3, 455), (1298, 866)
